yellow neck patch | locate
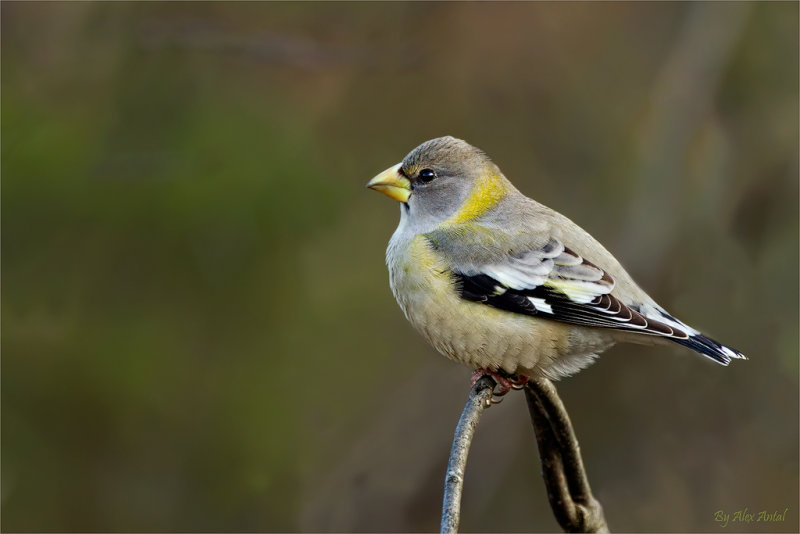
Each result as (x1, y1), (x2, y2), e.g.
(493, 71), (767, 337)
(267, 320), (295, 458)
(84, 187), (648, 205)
(446, 172), (507, 224)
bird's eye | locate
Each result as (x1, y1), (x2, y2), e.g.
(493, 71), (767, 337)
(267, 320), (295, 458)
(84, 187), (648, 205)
(418, 169), (437, 183)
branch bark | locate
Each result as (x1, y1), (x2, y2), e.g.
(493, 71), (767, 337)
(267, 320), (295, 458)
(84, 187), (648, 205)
(440, 375), (608, 533)
(440, 376), (495, 534)
(525, 377), (608, 533)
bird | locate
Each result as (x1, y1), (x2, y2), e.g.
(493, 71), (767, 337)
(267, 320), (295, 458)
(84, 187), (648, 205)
(366, 136), (746, 392)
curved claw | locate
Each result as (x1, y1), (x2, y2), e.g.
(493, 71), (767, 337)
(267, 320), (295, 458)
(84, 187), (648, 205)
(489, 394), (506, 405)
(471, 368), (530, 399)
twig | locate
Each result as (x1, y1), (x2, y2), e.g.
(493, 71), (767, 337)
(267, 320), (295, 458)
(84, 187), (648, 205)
(440, 376), (495, 534)
(440, 375), (607, 533)
(525, 377), (609, 533)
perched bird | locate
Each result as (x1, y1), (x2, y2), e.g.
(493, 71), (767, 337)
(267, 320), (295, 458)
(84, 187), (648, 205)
(367, 136), (746, 390)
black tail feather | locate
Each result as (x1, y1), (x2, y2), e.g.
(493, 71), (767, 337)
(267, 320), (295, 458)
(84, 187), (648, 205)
(671, 334), (747, 366)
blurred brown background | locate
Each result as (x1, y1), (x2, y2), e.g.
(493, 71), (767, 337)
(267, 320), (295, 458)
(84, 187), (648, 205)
(2, 2), (797, 532)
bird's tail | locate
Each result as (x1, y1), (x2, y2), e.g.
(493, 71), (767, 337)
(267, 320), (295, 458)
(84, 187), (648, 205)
(670, 333), (747, 366)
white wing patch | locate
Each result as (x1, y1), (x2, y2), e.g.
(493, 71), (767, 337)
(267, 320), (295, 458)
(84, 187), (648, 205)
(481, 243), (560, 290)
(478, 239), (615, 305)
(481, 262), (549, 290)
(527, 296), (553, 314)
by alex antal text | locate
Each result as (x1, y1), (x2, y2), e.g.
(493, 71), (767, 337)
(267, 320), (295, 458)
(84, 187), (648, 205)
(714, 507), (788, 528)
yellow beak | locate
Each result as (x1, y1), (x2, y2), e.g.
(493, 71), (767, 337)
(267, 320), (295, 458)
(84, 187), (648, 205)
(366, 163), (411, 203)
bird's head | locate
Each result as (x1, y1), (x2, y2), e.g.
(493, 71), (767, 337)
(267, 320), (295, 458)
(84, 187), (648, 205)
(366, 136), (512, 226)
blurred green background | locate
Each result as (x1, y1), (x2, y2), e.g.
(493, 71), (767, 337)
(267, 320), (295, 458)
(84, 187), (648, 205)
(2, 2), (798, 532)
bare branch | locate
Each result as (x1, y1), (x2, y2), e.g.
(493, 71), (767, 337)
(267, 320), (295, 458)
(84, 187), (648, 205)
(525, 377), (609, 533)
(440, 376), (495, 534)
(440, 375), (607, 533)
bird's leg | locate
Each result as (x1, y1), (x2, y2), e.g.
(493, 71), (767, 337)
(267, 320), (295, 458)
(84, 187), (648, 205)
(471, 368), (530, 402)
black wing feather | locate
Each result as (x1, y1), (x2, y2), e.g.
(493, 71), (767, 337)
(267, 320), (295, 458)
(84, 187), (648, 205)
(453, 271), (682, 337)
(452, 271), (749, 365)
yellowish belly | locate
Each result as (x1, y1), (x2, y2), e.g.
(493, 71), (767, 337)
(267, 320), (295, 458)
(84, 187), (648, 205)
(388, 236), (614, 378)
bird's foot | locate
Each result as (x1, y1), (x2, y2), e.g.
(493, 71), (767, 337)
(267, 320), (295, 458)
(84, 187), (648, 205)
(471, 368), (530, 404)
